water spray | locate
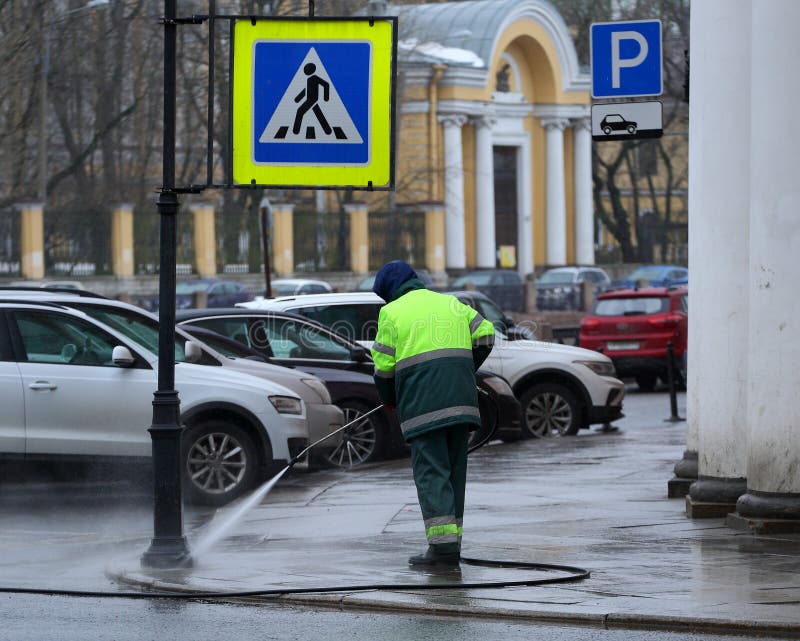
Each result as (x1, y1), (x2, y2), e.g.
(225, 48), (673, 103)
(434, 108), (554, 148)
(191, 404), (386, 558)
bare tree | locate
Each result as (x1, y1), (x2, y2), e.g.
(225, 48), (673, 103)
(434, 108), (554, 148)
(554, 0), (690, 263)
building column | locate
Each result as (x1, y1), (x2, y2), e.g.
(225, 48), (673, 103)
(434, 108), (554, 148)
(111, 203), (135, 277)
(685, 0), (750, 517)
(18, 202), (45, 280)
(473, 115), (497, 268)
(189, 202), (217, 278)
(730, 0), (800, 532)
(542, 118), (569, 266)
(271, 203), (294, 276)
(573, 118), (594, 265)
(344, 202), (369, 274)
(422, 202), (446, 273)
(439, 114), (467, 271)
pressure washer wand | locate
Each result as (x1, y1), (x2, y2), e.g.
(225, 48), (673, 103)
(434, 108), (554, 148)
(288, 404), (385, 467)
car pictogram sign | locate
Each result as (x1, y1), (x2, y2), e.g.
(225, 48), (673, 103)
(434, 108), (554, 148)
(232, 18), (396, 189)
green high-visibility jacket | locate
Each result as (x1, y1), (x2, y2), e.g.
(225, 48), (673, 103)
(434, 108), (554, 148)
(371, 280), (496, 441)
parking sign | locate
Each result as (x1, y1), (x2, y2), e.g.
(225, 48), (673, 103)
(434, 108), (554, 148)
(591, 20), (662, 98)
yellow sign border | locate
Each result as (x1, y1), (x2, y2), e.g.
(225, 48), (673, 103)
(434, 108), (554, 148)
(232, 18), (395, 189)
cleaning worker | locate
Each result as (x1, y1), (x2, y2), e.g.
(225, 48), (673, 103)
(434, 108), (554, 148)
(371, 260), (495, 568)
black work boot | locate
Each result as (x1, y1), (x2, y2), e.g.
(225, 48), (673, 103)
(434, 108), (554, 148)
(408, 546), (460, 568)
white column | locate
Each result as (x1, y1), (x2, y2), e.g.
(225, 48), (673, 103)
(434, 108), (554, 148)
(516, 142), (534, 276)
(573, 118), (594, 265)
(439, 114), (468, 270)
(686, 0), (750, 511)
(473, 115), (497, 268)
(542, 118), (569, 266)
(737, 0), (800, 519)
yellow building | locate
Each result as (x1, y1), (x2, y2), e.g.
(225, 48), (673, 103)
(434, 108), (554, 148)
(389, 0), (592, 274)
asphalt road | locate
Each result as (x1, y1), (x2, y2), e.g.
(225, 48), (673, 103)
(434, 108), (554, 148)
(1, 594), (793, 641)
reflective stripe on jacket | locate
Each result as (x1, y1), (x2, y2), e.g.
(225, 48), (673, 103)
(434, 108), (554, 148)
(371, 284), (495, 440)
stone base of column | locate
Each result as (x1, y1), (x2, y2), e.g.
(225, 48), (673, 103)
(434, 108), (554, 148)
(685, 476), (746, 518)
(667, 450), (697, 498)
(726, 490), (800, 534)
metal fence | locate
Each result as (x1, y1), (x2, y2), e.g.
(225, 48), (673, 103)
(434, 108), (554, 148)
(293, 209), (350, 272)
(0, 207), (20, 276)
(367, 209), (425, 271)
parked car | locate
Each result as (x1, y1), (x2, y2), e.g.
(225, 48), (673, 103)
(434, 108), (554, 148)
(176, 308), (523, 462)
(611, 265), (688, 290)
(578, 286), (688, 391)
(450, 269), (524, 312)
(535, 266), (610, 311)
(0, 298), (311, 506)
(354, 269), (434, 292)
(269, 279), (333, 296)
(446, 290), (536, 341)
(9, 280), (86, 291)
(241, 292), (625, 438)
(61, 303), (344, 468)
(173, 279), (251, 309)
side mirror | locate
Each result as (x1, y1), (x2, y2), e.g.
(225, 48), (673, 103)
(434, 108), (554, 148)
(112, 345), (135, 368)
(184, 340), (203, 364)
(502, 315), (515, 327)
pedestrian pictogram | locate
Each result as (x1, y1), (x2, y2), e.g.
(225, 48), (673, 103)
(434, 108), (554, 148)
(231, 18), (396, 189)
(259, 47), (363, 144)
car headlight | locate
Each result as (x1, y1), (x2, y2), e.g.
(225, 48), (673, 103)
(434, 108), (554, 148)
(574, 360), (617, 377)
(269, 395), (304, 414)
(479, 374), (513, 396)
(301, 378), (332, 404)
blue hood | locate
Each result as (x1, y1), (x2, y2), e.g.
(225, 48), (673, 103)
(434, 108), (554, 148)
(373, 260), (418, 302)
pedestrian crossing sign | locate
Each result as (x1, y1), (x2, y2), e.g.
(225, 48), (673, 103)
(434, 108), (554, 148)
(232, 18), (396, 189)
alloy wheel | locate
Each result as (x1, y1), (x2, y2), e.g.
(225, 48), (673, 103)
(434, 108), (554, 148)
(524, 391), (574, 437)
(326, 406), (378, 468)
(186, 431), (248, 495)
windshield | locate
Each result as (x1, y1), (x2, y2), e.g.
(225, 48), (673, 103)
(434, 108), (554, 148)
(537, 271), (574, 284)
(272, 283), (298, 296)
(625, 266), (665, 280)
(71, 304), (187, 361)
(175, 282), (209, 295)
(452, 273), (492, 286)
(593, 297), (668, 316)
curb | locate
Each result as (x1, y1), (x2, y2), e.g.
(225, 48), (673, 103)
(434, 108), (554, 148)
(108, 569), (800, 638)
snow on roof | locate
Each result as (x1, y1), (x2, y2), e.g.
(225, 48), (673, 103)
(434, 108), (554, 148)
(398, 38), (484, 68)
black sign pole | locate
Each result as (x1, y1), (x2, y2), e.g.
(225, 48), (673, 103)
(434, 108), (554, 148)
(141, 0), (192, 569)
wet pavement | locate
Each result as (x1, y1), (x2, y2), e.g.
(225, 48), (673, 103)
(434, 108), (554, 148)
(4, 391), (800, 636)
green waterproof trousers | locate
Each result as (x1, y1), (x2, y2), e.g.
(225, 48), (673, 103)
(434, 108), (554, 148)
(409, 424), (470, 555)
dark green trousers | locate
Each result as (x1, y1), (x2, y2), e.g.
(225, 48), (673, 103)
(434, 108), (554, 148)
(409, 424), (469, 554)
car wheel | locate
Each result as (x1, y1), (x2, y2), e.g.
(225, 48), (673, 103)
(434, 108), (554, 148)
(183, 421), (259, 507)
(520, 383), (581, 437)
(635, 374), (658, 392)
(627, 124), (636, 134)
(326, 401), (387, 468)
(603, 126), (612, 135)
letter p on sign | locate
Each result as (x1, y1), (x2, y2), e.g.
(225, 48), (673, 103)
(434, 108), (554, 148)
(591, 20), (662, 99)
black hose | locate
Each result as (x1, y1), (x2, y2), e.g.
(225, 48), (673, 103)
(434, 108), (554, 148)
(468, 385), (501, 454)
(0, 558), (589, 599)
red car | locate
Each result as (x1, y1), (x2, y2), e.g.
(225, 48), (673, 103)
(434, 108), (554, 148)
(579, 286), (687, 391)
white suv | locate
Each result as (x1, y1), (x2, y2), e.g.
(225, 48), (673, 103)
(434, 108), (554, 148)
(0, 298), (311, 506)
(240, 292), (625, 437)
